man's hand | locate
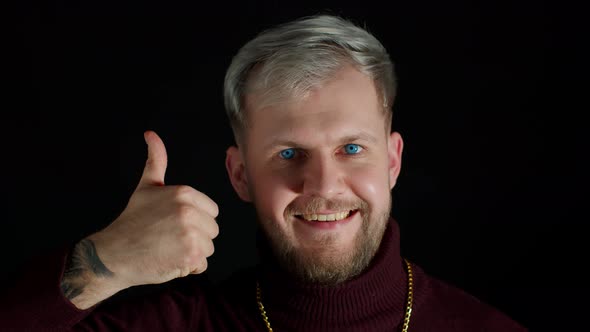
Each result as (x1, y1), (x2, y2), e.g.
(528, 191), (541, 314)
(61, 130), (219, 309)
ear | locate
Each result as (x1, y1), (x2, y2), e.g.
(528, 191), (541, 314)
(225, 146), (252, 202)
(387, 132), (404, 190)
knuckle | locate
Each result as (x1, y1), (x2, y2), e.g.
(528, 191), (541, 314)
(198, 259), (208, 273)
(194, 192), (218, 217)
(183, 248), (201, 266)
(211, 202), (220, 218)
(187, 258), (207, 275)
(176, 203), (195, 220)
(206, 241), (215, 257)
(178, 266), (191, 278)
(173, 185), (195, 199)
(211, 222), (220, 238)
(180, 231), (197, 250)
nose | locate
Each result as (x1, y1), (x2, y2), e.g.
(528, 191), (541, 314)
(301, 154), (346, 197)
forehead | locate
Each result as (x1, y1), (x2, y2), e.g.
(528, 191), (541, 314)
(243, 66), (386, 147)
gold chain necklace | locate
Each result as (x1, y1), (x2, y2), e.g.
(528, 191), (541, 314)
(256, 258), (414, 332)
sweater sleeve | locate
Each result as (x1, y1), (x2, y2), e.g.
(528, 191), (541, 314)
(0, 243), (94, 331)
(0, 243), (212, 332)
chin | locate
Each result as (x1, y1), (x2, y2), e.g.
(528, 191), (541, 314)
(261, 210), (390, 285)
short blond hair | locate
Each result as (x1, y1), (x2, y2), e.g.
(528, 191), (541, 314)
(223, 14), (397, 143)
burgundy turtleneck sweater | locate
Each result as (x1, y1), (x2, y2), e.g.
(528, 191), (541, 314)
(1, 219), (527, 331)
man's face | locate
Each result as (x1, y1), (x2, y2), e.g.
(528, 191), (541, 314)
(226, 65), (403, 284)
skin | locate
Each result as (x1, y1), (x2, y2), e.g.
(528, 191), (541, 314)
(226, 64), (403, 283)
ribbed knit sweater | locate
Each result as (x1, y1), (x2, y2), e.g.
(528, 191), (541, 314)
(0, 220), (527, 331)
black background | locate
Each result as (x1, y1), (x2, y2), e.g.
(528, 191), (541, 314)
(3, 0), (587, 331)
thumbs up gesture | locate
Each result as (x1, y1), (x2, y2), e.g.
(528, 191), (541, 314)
(88, 131), (220, 290)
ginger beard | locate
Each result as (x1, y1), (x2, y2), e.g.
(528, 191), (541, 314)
(255, 194), (392, 285)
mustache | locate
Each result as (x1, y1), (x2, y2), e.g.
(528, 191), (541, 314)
(285, 196), (368, 216)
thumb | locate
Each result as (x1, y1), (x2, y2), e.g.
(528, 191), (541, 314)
(137, 130), (168, 188)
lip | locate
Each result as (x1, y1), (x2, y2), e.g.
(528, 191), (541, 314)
(295, 210), (359, 230)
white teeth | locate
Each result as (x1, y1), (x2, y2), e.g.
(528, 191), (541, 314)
(301, 211), (351, 222)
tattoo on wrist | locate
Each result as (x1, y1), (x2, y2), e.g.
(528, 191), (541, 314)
(60, 239), (114, 301)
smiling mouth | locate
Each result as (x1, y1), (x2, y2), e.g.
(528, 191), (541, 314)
(295, 210), (356, 222)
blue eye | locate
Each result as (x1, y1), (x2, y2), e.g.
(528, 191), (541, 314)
(279, 148), (296, 160)
(344, 144), (362, 154)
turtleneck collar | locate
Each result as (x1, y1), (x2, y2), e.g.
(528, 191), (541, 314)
(256, 218), (408, 331)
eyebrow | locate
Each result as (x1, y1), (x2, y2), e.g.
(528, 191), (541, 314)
(338, 132), (379, 145)
(265, 131), (379, 150)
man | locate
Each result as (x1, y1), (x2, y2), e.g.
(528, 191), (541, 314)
(1, 14), (527, 331)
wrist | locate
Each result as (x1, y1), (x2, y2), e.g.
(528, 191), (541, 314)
(61, 235), (128, 309)
(64, 271), (121, 310)
(86, 230), (132, 289)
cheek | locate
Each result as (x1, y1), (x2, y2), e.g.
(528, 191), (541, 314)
(348, 164), (391, 210)
(250, 170), (297, 221)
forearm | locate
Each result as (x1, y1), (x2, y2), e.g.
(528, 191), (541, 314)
(61, 237), (123, 310)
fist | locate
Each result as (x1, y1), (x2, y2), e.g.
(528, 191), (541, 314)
(89, 131), (219, 289)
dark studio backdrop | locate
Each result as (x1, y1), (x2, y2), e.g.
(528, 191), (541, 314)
(3, 1), (586, 331)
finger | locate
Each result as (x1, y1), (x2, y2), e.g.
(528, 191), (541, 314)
(138, 130), (168, 188)
(191, 190), (220, 218)
(200, 234), (215, 257)
(195, 214), (220, 240)
(172, 185), (220, 218)
(189, 258), (208, 275)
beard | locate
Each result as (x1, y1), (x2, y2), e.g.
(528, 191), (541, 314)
(256, 195), (392, 285)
